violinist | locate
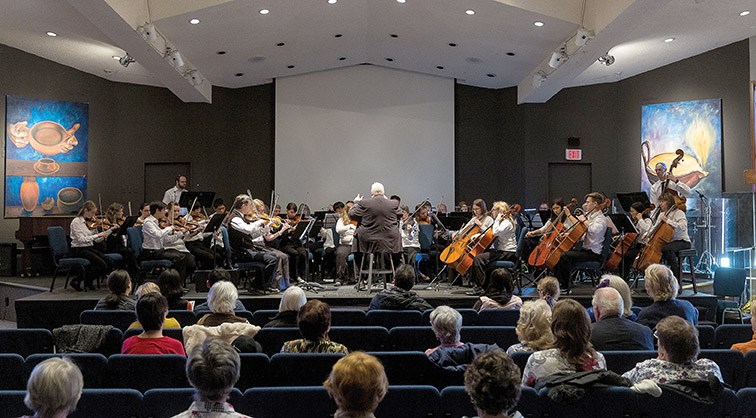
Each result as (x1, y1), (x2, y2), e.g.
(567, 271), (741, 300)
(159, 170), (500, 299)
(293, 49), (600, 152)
(553, 192), (608, 292)
(162, 175), (187, 205)
(175, 203), (219, 270)
(279, 202), (308, 283)
(650, 162), (691, 207)
(141, 201), (195, 284)
(69, 200), (116, 291)
(649, 192), (691, 276)
(103, 202), (135, 275)
(251, 198), (294, 290)
(135, 202), (150, 226)
(469, 201), (518, 295)
(211, 198), (226, 218)
(335, 202), (356, 285)
(400, 205), (421, 269)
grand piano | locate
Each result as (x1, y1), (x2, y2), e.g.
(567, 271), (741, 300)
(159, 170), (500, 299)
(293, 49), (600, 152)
(15, 217), (73, 276)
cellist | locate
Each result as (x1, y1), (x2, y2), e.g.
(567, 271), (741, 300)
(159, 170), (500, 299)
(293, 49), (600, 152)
(649, 192), (691, 275)
(553, 192), (608, 292)
(618, 201), (653, 278)
(469, 201), (518, 295)
(522, 198), (570, 261)
(452, 199), (493, 240)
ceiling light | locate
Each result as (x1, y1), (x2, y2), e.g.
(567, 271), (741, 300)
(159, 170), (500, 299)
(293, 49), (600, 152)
(46, 31), (57, 37)
(548, 48), (568, 68)
(259, 9), (270, 15)
(119, 54), (135, 68)
(597, 53), (615, 66)
(575, 27), (594, 47)
(532, 72), (547, 88)
(436, 66), (444, 70)
(167, 50), (185, 68)
(138, 23), (157, 43)
(185, 69), (202, 86)
(385, 58), (394, 62)
(396, 0), (406, 3)
(486, 73), (496, 78)
(111, 55), (121, 60)
(287, 65), (295, 69)
(338, 57), (346, 60)
(740, 11), (751, 16)
(664, 37), (675, 43)
(533, 21), (544, 27)
(465, 9), (475, 15)
(235, 73), (244, 77)
(189, 18), (200, 25)
(328, 0), (337, 3)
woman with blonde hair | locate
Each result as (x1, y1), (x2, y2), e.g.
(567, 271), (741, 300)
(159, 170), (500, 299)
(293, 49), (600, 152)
(469, 201), (518, 295)
(324, 352), (388, 418)
(536, 276), (560, 308)
(587, 274), (637, 322)
(22, 357), (83, 418)
(637, 264), (698, 329)
(335, 202), (356, 285)
(507, 299), (553, 354)
(521, 299), (605, 387)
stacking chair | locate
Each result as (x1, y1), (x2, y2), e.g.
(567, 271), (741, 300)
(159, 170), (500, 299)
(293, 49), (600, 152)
(220, 226), (267, 292)
(713, 267), (747, 324)
(47, 226), (90, 292)
(126, 226), (172, 286)
(415, 223), (439, 277)
(488, 226), (532, 293)
(571, 228), (613, 287)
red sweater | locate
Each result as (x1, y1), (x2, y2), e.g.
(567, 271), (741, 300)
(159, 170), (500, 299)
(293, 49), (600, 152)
(121, 335), (186, 355)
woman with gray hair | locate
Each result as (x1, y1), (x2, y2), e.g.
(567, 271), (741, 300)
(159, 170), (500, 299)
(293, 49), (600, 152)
(637, 264), (698, 329)
(426, 305), (500, 372)
(172, 338), (251, 418)
(22, 357), (83, 418)
(265, 286), (307, 327)
(197, 281), (249, 327)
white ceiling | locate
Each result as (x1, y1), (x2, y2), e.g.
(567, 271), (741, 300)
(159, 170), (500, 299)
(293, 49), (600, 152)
(0, 0), (754, 103)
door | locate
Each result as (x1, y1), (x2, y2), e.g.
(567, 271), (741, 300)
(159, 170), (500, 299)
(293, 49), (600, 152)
(548, 163), (592, 203)
(144, 162), (191, 203)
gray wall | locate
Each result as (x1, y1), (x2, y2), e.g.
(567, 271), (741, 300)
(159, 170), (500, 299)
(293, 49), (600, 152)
(0, 39), (752, 246)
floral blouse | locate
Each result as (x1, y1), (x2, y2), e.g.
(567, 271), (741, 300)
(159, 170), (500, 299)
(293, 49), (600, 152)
(621, 358), (723, 384)
(521, 348), (606, 387)
(281, 338), (348, 354)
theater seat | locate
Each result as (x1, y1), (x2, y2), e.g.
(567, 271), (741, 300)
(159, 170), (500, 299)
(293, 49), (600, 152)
(107, 354), (189, 391)
(745, 351), (756, 387)
(69, 388), (143, 418)
(375, 386), (440, 418)
(440, 386), (540, 418)
(243, 386), (335, 418)
(269, 353), (345, 386)
(0, 329), (54, 357)
(715, 324), (753, 349)
(460, 326), (519, 348)
(366, 310), (424, 328)
(143, 388), (244, 418)
(422, 308), (479, 326)
(237, 353), (271, 390)
(698, 349), (744, 388)
(79, 310), (136, 332)
(540, 386), (639, 417)
(477, 309), (520, 326)
(370, 351), (439, 386)
(0, 354), (24, 390)
(602, 350), (657, 375)
(637, 387), (737, 417)
(255, 327), (301, 356)
(389, 326), (438, 351)
(737, 388), (756, 417)
(329, 326), (388, 351)
(24, 353), (108, 388)
(0, 390), (29, 417)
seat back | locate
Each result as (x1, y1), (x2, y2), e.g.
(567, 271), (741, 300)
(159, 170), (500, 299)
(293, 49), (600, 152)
(255, 327), (302, 356)
(167, 309), (197, 326)
(697, 324), (716, 349)
(0, 329), (54, 357)
(366, 309), (423, 328)
(69, 389), (143, 418)
(143, 388), (244, 418)
(220, 226), (234, 266)
(745, 351), (756, 387)
(24, 353), (108, 388)
(80, 309), (137, 331)
(715, 324), (753, 349)
(422, 308), (479, 326)
(418, 223), (435, 252)
(509, 351), (532, 377)
(515, 226), (532, 259)
(124, 328), (184, 344)
(0, 354), (25, 390)
(0, 390), (29, 417)
(47, 226), (70, 260)
(269, 352), (345, 386)
(460, 326), (519, 348)
(602, 350), (657, 375)
(237, 353), (271, 390)
(243, 386), (335, 418)
(478, 309), (520, 326)
(637, 387), (738, 417)
(598, 228), (615, 265)
(107, 354), (189, 391)
(698, 349), (744, 388)
(541, 386), (640, 417)
(376, 386), (441, 418)
(330, 309), (367, 326)
(737, 387), (756, 416)
(370, 351), (440, 386)
(389, 326), (438, 351)
(126, 226), (143, 258)
(332, 225), (340, 246)
(329, 326), (389, 351)
(713, 267), (747, 298)
(252, 309), (279, 326)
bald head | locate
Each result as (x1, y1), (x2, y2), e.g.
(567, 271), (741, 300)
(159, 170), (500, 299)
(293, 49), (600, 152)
(592, 287), (624, 321)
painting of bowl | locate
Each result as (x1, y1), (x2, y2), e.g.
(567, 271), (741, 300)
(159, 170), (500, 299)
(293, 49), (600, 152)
(28, 121), (79, 156)
(41, 197), (55, 211)
(57, 187), (83, 213)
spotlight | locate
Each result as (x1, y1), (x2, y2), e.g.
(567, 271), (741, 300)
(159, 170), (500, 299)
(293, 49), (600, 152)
(597, 53), (615, 66)
(532, 71), (547, 88)
(138, 23), (157, 42)
(548, 49), (567, 68)
(575, 27), (594, 47)
(185, 69), (203, 86)
(118, 54), (135, 68)
(167, 49), (185, 68)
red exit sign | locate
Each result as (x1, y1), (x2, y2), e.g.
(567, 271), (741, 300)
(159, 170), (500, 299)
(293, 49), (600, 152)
(565, 149), (582, 161)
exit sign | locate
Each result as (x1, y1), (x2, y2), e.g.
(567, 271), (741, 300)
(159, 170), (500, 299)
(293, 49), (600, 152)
(566, 149), (582, 160)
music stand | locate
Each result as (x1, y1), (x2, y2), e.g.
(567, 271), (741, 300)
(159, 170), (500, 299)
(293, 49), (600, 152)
(179, 191), (216, 210)
(295, 219), (323, 293)
(115, 216), (139, 236)
(615, 192), (651, 212)
(607, 213), (638, 283)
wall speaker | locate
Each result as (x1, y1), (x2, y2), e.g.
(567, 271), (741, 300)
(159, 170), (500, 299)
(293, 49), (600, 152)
(0, 243), (16, 276)
(567, 137), (581, 148)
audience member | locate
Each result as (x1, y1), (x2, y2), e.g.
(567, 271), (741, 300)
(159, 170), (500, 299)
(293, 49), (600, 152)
(94, 270), (135, 310)
(623, 316), (722, 384)
(637, 264), (698, 329)
(193, 269), (246, 315)
(474, 268), (523, 311)
(368, 264), (432, 311)
(129, 282), (181, 329)
(158, 268), (192, 311)
(197, 281), (249, 326)
(172, 339), (250, 418)
(464, 351), (523, 418)
(506, 300), (553, 355)
(536, 276), (560, 308)
(425, 305), (500, 372)
(282, 300), (348, 353)
(121, 293), (186, 355)
(731, 303), (756, 354)
(22, 357), (83, 418)
(590, 287), (653, 351)
(324, 352), (388, 418)
(587, 275), (637, 322)
(521, 299), (606, 387)
(265, 286), (307, 327)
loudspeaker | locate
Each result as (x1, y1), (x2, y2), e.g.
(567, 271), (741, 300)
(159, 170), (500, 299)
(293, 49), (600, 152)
(567, 137), (581, 148)
(193, 269), (241, 292)
(0, 243), (17, 276)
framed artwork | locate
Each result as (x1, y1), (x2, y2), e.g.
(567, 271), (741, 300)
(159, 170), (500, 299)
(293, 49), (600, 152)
(4, 96), (88, 218)
(640, 98), (722, 206)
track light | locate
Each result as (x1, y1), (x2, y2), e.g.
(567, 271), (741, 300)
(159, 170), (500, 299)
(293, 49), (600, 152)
(167, 49), (185, 68)
(548, 48), (568, 69)
(185, 69), (203, 86)
(118, 54), (135, 68)
(597, 53), (615, 66)
(532, 71), (547, 88)
(575, 27), (594, 47)
(138, 23), (157, 43)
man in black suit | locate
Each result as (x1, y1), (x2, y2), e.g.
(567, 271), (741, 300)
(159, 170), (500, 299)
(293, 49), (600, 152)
(590, 287), (654, 351)
(349, 182), (403, 268)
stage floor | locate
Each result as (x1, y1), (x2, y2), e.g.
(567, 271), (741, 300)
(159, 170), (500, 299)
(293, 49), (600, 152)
(3, 274), (717, 330)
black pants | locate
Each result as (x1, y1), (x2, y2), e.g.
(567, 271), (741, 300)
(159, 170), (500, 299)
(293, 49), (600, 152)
(471, 250), (517, 289)
(280, 242), (307, 279)
(185, 240), (220, 270)
(620, 243), (644, 279)
(662, 240), (692, 277)
(69, 246), (113, 287)
(554, 249), (601, 289)
(335, 245), (352, 281)
(143, 249), (195, 284)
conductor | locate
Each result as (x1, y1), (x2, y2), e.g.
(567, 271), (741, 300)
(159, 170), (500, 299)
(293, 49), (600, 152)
(349, 182), (403, 268)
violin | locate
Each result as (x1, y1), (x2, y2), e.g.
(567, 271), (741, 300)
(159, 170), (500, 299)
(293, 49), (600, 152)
(86, 216), (118, 231)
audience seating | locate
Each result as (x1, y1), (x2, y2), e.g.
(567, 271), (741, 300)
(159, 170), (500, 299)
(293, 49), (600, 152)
(638, 387), (737, 417)
(328, 326), (389, 351)
(602, 350), (657, 375)
(24, 353), (108, 388)
(737, 387), (756, 418)
(510, 351), (532, 376)
(422, 308), (479, 326)
(107, 354), (189, 391)
(167, 310), (197, 326)
(477, 308), (521, 326)
(143, 388), (244, 418)
(715, 324), (753, 349)
(269, 353), (345, 386)
(242, 386), (336, 418)
(235, 309), (255, 323)
(255, 327), (301, 356)
(0, 354), (24, 390)
(0, 390), (28, 417)
(745, 351), (756, 387)
(80, 309), (137, 332)
(329, 308), (368, 326)
(370, 351), (440, 386)
(375, 385), (441, 418)
(698, 349), (744, 388)
(251, 309), (279, 326)
(237, 353), (270, 390)
(124, 327), (184, 344)
(69, 388), (144, 418)
(366, 309), (424, 328)
(696, 324), (716, 349)
(460, 326), (519, 349)
(0, 329), (54, 357)
(389, 326), (438, 351)
(539, 385), (638, 418)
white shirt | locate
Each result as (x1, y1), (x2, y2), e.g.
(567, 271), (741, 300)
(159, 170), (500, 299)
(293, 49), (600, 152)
(230, 213), (268, 244)
(491, 216), (517, 252)
(162, 186), (186, 205)
(648, 207), (690, 242)
(70, 216), (108, 248)
(335, 218), (356, 246)
(634, 218), (653, 244)
(460, 215), (494, 235)
(142, 215), (178, 250)
(319, 227), (335, 249)
(649, 179), (691, 206)
(400, 220), (420, 248)
(582, 211), (608, 255)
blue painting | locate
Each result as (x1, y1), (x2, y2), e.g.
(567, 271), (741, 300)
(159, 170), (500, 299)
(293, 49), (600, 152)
(640, 99), (722, 206)
(5, 96), (89, 217)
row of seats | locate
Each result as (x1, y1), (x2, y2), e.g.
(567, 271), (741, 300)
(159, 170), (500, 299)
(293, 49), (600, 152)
(1, 385), (754, 418)
(2, 348), (756, 391)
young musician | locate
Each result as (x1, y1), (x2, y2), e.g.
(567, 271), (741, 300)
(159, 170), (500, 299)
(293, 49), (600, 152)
(400, 205), (421, 268)
(335, 202), (356, 285)
(618, 201), (653, 278)
(553, 192), (608, 292)
(104, 202), (134, 275)
(650, 162), (691, 207)
(69, 201), (116, 291)
(249, 198), (294, 290)
(141, 201), (195, 284)
(523, 198), (569, 263)
(279, 202), (308, 283)
(453, 199), (493, 240)
(136, 202), (150, 225)
(162, 175), (187, 205)
(469, 201), (517, 295)
(168, 202), (216, 270)
(651, 192), (691, 276)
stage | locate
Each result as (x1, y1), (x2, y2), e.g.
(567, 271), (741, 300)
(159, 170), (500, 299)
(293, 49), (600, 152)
(2, 275), (718, 330)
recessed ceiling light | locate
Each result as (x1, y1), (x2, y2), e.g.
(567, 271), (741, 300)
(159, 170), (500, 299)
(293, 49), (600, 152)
(486, 73), (496, 78)
(338, 57), (346, 60)
(436, 66), (444, 70)
(46, 31), (57, 37)
(448, 42), (457, 47)
(216, 51), (227, 55)
(664, 37), (675, 43)
(465, 9), (475, 15)
(740, 10), (751, 16)
(533, 21), (544, 27)
(396, 0), (406, 3)
(287, 65), (295, 69)
(235, 73), (244, 76)
(328, 0), (337, 4)
(276, 42), (285, 46)
(385, 57), (394, 62)
(111, 55), (121, 60)
(334, 33), (343, 38)
(259, 9), (270, 15)
(506, 52), (515, 56)
(189, 18), (200, 25)
(390, 34), (399, 38)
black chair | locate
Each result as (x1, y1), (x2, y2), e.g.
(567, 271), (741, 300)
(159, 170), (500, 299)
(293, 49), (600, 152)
(330, 308), (368, 326)
(237, 353), (271, 390)
(677, 248), (698, 294)
(269, 352), (345, 386)
(415, 223), (439, 276)
(220, 226), (267, 291)
(421, 308), (479, 326)
(460, 326), (519, 349)
(47, 226), (89, 292)
(0, 329), (54, 357)
(243, 386), (335, 418)
(745, 351), (756, 387)
(69, 389), (143, 418)
(714, 324), (753, 349)
(602, 350), (657, 375)
(477, 309), (520, 326)
(0, 354), (25, 390)
(167, 309), (197, 326)
(107, 354), (189, 391)
(388, 326), (438, 351)
(0, 390), (32, 417)
(126, 226), (172, 286)
(329, 326), (389, 351)
(24, 353), (109, 388)
(80, 309), (136, 332)
(143, 388), (244, 418)
(698, 349), (744, 388)
(737, 387), (756, 416)
(251, 309), (279, 326)
(713, 267), (747, 323)
(571, 228), (614, 287)
(255, 327), (301, 356)
(370, 351), (439, 386)
(697, 324), (716, 349)
(366, 309), (424, 328)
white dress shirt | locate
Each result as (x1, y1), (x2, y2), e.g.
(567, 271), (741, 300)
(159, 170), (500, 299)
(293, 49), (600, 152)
(70, 216), (108, 248)
(230, 214), (268, 245)
(491, 216), (517, 252)
(649, 179), (691, 206)
(582, 211), (608, 255)
(142, 215), (178, 250)
(162, 186), (186, 205)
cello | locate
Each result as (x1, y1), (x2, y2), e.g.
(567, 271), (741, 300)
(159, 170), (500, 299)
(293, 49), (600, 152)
(528, 209), (567, 267)
(604, 205), (652, 271)
(543, 197), (610, 270)
(632, 206), (675, 271)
